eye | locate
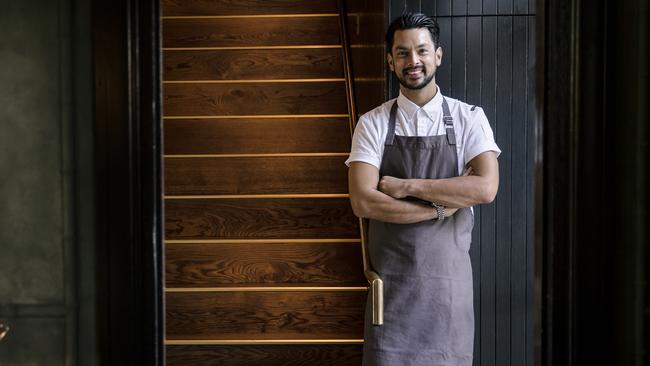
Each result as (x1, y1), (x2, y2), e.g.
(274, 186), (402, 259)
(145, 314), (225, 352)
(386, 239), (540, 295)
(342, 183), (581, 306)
(418, 49), (429, 55)
(397, 51), (408, 57)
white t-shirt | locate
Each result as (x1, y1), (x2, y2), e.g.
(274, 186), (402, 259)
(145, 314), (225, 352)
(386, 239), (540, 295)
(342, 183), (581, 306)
(345, 88), (501, 174)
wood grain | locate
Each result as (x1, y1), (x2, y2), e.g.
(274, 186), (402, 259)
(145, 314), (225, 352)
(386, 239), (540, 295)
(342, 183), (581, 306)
(165, 242), (365, 287)
(163, 17), (340, 48)
(163, 82), (348, 116)
(163, 118), (350, 155)
(165, 198), (359, 240)
(166, 291), (366, 339)
(166, 344), (363, 366)
(164, 156), (349, 195)
(163, 49), (344, 80)
(162, 0), (338, 17)
(161, 2), (366, 364)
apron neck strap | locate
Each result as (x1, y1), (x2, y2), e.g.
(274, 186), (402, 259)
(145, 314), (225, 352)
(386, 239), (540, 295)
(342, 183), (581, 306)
(385, 101), (398, 146)
(385, 97), (457, 146)
(442, 97), (457, 146)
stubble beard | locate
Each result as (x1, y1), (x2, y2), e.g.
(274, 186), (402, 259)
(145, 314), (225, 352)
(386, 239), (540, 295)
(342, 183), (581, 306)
(396, 65), (435, 90)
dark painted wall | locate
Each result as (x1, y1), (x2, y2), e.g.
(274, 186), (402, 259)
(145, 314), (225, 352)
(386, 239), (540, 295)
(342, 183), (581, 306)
(0, 0), (96, 364)
(385, 1), (536, 365)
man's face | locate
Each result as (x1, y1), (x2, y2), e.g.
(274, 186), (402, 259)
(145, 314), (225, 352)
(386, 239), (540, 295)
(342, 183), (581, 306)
(387, 28), (442, 90)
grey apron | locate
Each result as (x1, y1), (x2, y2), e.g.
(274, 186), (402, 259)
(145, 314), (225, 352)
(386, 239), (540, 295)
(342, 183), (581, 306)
(362, 98), (475, 366)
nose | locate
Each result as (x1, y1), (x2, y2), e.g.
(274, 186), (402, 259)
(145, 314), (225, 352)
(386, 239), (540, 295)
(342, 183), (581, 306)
(406, 50), (419, 67)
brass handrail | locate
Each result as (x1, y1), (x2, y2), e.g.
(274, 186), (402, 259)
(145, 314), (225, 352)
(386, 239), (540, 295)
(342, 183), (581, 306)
(337, 0), (383, 326)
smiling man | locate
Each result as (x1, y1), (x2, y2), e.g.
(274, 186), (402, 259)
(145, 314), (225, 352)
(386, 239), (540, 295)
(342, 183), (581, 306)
(346, 13), (501, 366)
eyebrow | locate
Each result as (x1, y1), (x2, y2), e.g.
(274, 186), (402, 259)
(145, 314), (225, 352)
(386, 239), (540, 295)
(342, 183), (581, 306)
(394, 44), (431, 51)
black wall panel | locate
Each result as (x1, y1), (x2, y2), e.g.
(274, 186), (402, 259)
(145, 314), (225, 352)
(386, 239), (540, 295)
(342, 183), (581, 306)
(384, 2), (536, 365)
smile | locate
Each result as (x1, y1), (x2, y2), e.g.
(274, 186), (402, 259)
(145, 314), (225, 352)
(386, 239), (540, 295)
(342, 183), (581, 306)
(404, 67), (424, 78)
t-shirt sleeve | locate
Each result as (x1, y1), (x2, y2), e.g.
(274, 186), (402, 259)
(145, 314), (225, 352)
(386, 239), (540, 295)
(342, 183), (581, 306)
(464, 107), (501, 166)
(345, 114), (382, 168)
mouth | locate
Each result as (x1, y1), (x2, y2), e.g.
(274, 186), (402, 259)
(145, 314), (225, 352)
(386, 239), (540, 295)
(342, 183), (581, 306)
(404, 67), (425, 79)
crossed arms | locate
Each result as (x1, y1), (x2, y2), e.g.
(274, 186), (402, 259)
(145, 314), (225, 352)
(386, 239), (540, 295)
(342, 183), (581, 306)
(348, 151), (499, 224)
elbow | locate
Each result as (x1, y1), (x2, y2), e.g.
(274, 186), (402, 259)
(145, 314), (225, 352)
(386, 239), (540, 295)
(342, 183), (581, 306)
(478, 182), (499, 204)
(350, 196), (370, 218)
(481, 190), (497, 204)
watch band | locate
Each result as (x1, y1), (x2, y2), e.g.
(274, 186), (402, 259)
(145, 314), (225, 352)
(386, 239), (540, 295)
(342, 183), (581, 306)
(431, 202), (445, 221)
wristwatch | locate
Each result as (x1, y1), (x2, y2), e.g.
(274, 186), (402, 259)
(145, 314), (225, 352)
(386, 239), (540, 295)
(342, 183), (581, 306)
(431, 202), (445, 221)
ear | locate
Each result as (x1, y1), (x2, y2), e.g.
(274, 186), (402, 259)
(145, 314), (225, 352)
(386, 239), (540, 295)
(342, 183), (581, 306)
(435, 47), (443, 67)
(387, 52), (394, 71)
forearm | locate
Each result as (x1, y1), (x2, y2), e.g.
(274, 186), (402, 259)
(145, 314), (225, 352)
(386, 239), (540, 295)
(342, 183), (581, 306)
(351, 189), (435, 224)
(405, 175), (495, 208)
(348, 161), (458, 224)
(378, 152), (499, 208)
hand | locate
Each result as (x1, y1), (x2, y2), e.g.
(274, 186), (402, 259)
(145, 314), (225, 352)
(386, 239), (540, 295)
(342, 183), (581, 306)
(378, 176), (408, 199)
(379, 167), (473, 202)
(445, 207), (459, 217)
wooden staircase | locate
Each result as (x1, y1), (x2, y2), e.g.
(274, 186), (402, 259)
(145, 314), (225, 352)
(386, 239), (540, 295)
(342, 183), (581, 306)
(161, 0), (366, 364)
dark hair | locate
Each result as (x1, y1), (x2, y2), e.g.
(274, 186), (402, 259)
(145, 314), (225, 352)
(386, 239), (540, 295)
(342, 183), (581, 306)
(385, 13), (440, 54)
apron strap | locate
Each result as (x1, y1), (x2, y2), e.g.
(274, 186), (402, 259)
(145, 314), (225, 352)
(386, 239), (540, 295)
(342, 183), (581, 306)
(442, 97), (457, 146)
(386, 97), (457, 146)
(384, 101), (398, 146)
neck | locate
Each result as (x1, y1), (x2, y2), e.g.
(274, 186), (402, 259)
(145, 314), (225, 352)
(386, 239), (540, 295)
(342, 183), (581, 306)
(400, 82), (438, 107)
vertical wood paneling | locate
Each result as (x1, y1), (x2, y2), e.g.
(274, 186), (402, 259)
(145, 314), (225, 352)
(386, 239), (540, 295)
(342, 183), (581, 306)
(483, 0), (498, 14)
(495, 16), (513, 366)
(466, 16), (483, 364)
(514, 0), (528, 14)
(405, 0), (420, 12)
(451, 17), (467, 100)
(498, 0), (513, 15)
(526, 16), (536, 366)
(436, 0), (452, 16)
(468, 0), (483, 15)
(421, 0), (436, 16)
(436, 17), (452, 92)
(479, 15), (498, 366)
(466, 17), (482, 106)
(510, 15), (528, 366)
(453, 0), (468, 16)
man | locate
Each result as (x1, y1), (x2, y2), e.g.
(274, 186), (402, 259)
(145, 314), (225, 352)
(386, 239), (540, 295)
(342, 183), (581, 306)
(346, 13), (501, 366)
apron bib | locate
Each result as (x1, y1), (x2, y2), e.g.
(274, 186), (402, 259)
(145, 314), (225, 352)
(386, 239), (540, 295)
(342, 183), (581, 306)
(362, 98), (475, 366)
